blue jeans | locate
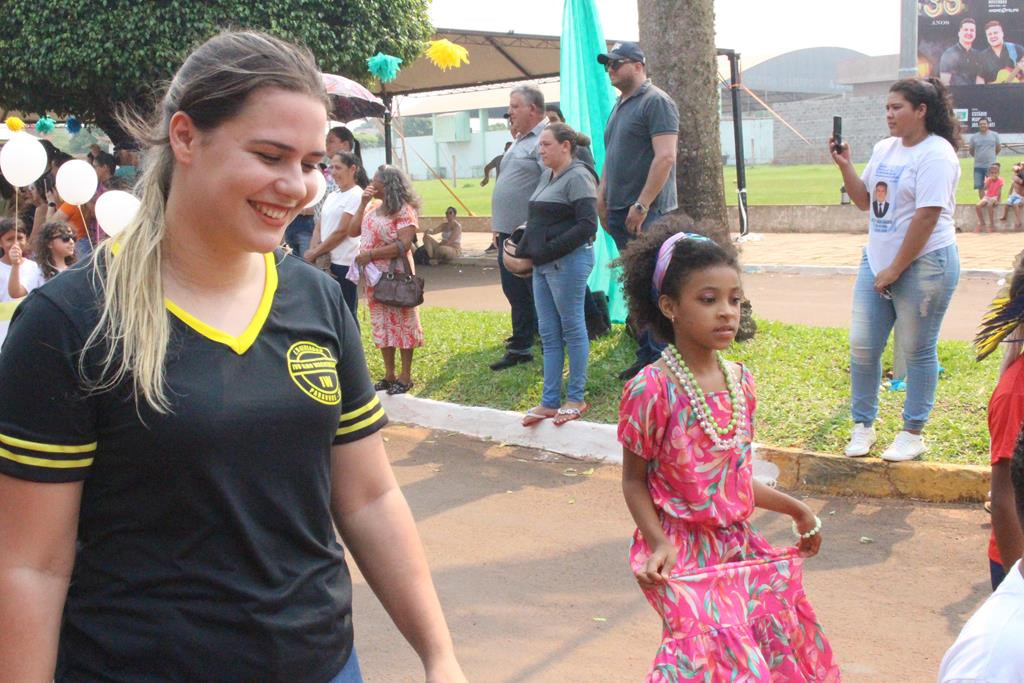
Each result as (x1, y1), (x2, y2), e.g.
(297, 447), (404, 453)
(973, 167), (988, 191)
(533, 244), (594, 408)
(605, 207), (665, 364)
(285, 214), (315, 260)
(328, 648), (363, 683)
(849, 244), (959, 431)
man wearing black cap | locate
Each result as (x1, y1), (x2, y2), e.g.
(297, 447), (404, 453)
(597, 41), (679, 380)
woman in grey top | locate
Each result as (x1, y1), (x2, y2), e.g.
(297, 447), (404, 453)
(518, 123), (598, 426)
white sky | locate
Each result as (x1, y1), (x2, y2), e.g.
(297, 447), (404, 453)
(429, 0), (902, 67)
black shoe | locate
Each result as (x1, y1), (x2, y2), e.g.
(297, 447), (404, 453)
(490, 352), (533, 371)
(484, 244), (497, 253)
(617, 359), (649, 381)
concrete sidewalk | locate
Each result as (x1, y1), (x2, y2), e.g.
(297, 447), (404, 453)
(353, 425), (992, 683)
(454, 231), (1022, 272)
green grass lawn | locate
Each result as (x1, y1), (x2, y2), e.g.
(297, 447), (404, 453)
(413, 156), (1024, 216)
(359, 308), (997, 466)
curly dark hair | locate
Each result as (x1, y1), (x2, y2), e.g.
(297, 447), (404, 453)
(1012, 422), (1024, 523)
(615, 212), (740, 344)
(889, 77), (962, 151)
(32, 220), (77, 280)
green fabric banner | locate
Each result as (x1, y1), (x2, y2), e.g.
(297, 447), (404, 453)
(559, 0), (627, 323)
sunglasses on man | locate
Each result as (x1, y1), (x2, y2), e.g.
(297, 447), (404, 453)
(605, 59), (636, 72)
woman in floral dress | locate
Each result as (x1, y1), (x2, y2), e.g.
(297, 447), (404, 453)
(350, 165), (423, 395)
(617, 224), (840, 682)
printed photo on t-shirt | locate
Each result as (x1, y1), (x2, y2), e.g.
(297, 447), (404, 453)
(870, 164), (904, 233)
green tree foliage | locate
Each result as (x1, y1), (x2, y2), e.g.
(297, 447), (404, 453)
(0, 0), (432, 142)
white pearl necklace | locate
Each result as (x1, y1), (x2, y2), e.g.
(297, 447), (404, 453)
(661, 345), (747, 451)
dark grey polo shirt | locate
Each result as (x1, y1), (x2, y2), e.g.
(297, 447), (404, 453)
(603, 79), (679, 213)
(491, 119), (547, 234)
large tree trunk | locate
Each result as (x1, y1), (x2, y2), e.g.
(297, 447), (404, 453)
(638, 0), (729, 243)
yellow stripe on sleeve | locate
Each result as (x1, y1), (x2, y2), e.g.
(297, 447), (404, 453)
(0, 432), (97, 454)
(339, 395), (381, 422)
(0, 447), (94, 469)
(336, 406), (387, 437)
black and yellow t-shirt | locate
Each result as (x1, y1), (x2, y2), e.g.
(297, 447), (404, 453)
(0, 251), (387, 682)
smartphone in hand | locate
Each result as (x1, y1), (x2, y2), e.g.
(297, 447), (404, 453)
(832, 116), (843, 155)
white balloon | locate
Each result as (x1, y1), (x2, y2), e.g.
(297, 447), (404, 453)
(95, 190), (141, 237)
(0, 132), (48, 187)
(304, 171), (327, 208)
(55, 159), (99, 205)
(0, 124), (13, 141)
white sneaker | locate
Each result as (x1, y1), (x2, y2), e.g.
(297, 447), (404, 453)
(881, 431), (926, 462)
(844, 423), (876, 457)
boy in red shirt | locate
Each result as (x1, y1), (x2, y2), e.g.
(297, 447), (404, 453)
(975, 162), (1005, 232)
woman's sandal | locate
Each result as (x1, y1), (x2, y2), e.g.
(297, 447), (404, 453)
(387, 380), (414, 395)
(522, 407), (557, 427)
(374, 379), (395, 392)
(553, 402), (589, 426)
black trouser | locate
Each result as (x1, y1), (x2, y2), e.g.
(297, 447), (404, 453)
(329, 264), (360, 331)
(496, 232), (536, 355)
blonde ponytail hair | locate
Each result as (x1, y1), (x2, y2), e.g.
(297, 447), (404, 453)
(82, 30), (327, 412)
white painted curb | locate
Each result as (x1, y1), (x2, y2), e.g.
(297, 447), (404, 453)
(379, 393), (786, 484)
(378, 393), (622, 464)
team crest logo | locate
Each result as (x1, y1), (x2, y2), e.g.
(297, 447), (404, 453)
(287, 341), (341, 405)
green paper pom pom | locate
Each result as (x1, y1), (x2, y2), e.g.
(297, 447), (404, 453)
(367, 52), (403, 83)
(35, 116), (56, 134)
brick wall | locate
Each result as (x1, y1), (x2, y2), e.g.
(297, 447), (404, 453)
(767, 94), (890, 165)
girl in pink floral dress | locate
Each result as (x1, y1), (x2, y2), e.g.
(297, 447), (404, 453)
(350, 165), (423, 395)
(617, 225), (840, 682)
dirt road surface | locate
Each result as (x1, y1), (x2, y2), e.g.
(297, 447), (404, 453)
(418, 265), (1001, 343)
(349, 426), (992, 682)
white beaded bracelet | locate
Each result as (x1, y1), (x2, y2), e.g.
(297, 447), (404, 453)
(791, 515), (822, 540)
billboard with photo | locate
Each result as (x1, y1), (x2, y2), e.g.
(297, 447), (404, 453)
(918, 0), (1024, 132)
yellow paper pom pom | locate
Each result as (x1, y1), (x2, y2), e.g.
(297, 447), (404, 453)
(425, 39), (470, 71)
(5, 116), (25, 132)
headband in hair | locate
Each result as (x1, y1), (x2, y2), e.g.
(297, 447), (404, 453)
(975, 284), (1024, 360)
(652, 232), (712, 296)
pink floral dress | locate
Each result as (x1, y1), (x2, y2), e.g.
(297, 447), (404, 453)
(619, 364), (840, 682)
(360, 203), (424, 349)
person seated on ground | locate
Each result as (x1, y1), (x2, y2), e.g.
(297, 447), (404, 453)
(938, 423), (1024, 682)
(6, 221), (76, 299)
(1000, 163), (1024, 231)
(422, 206), (462, 264)
(976, 163), (1004, 233)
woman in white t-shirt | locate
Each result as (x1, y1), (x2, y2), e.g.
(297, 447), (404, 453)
(304, 151), (368, 323)
(831, 77), (961, 462)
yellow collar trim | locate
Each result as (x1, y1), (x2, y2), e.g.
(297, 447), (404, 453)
(164, 252), (278, 355)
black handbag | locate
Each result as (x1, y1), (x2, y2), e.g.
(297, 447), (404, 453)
(372, 243), (424, 308)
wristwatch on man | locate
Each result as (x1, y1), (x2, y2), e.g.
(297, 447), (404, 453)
(633, 201), (648, 216)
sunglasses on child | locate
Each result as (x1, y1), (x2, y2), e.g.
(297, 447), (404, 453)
(53, 234), (74, 243)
